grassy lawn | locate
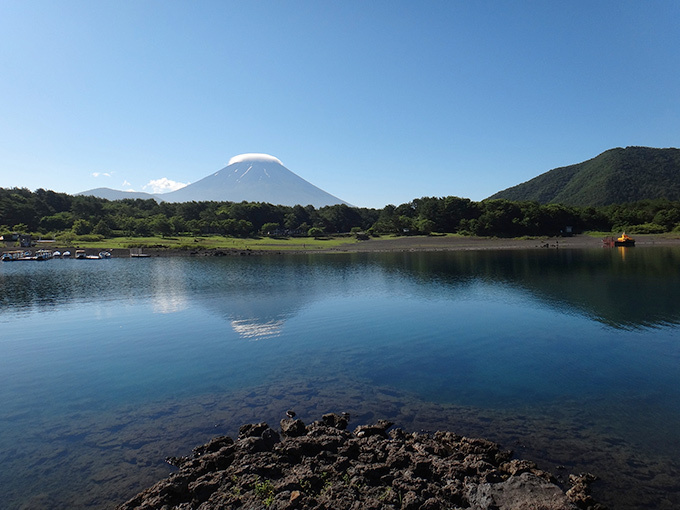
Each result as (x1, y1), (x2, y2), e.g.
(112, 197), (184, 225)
(62, 235), (360, 252)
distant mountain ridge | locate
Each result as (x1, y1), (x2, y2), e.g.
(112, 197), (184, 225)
(78, 154), (350, 207)
(76, 188), (161, 201)
(488, 147), (680, 206)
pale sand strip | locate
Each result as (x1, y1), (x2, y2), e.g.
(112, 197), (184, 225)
(330, 234), (680, 253)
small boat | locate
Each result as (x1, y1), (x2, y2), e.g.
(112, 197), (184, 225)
(603, 232), (636, 247)
(53, 251), (62, 258)
(62, 251), (71, 258)
(77, 250), (112, 259)
(2, 250), (50, 261)
(2, 250), (27, 262)
(129, 248), (150, 258)
(614, 232), (635, 247)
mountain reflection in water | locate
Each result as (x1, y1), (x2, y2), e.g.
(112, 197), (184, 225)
(2, 247), (680, 331)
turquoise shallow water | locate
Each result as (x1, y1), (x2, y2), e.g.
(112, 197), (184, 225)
(1, 248), (679, 509)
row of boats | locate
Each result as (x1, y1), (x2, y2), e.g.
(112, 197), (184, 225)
(1, 249), (112, 261)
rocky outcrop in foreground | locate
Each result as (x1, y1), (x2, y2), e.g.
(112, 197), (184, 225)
(118, 413), (604, 510)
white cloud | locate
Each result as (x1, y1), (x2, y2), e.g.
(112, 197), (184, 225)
(143, 177), (189, 194)
(92, 172), (112, 178)
(122, 180), (131, 188)
(228, 153), (282, 166)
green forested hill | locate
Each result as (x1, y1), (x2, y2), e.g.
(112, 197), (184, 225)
(488, 147), (680, 206)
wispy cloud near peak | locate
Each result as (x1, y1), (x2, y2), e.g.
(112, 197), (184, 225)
(144, 177), (189, 194)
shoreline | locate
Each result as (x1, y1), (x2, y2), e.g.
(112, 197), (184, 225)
(10, 233), (678, 259)
(138, 233), (680, 257)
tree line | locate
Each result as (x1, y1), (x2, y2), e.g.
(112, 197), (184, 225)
(2, 187), (680, 241)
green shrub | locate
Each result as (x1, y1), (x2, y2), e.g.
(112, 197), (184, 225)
(307, 227), (325, 238)
(74, 234), (104, 242)
(72, 219), (93, 235)
(626, 223), (667, 234)
(56, 232), (76, 242)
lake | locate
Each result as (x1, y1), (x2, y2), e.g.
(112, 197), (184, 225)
(1, 247), (679, 509)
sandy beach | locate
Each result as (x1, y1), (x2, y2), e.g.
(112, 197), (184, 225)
(329, 233), (680, 253)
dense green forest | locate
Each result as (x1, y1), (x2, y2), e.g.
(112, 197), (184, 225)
(2, 187), (680, 242)
(489, 146), (680, 206)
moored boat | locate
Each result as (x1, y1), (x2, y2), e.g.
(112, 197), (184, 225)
(1, 250), (51, 261)
(129, 248), (150, 258)
(1, 250), (28, 261)
(614, 232), (635, 246)
(76, 250), (112, 259)
(603, 232), (636, 247)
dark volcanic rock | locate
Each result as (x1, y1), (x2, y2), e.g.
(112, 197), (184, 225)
(117, 415), (604, 510)
(280, 417), (307, 438)
(354, 419), (393, 438)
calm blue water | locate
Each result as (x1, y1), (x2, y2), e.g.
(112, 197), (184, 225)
(1, 248), (679, 509)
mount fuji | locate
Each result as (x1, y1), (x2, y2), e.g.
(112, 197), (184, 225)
(78, 154), (350, 207)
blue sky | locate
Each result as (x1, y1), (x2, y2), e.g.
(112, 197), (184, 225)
(1, 1), (678, 208)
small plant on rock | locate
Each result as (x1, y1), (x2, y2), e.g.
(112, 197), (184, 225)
(379, 486), (392, 501)
(254, 478), (275, 506)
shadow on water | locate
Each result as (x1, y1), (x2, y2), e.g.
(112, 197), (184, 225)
(337, 247), (680, 329)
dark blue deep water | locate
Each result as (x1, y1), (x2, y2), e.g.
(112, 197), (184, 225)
(1, 248), (679, 509)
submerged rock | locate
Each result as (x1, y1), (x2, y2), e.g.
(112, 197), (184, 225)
(117, 414), (604, 510)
